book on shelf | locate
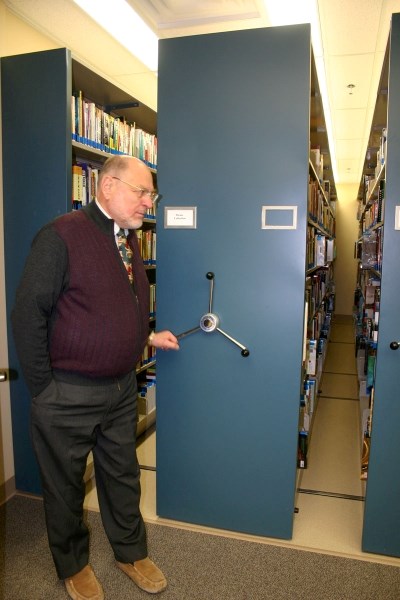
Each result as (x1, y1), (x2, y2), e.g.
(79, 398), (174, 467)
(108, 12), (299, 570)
(72, 160), (101, 209)
(297, 431), (308, 469)
(314, 234), (326, 266)
(72, 164), (83, 209)
(71, 90), (158, 168)
(377, 179), (385, 222)
(149, 283), (156, 318)
(306, 339), (317, 375)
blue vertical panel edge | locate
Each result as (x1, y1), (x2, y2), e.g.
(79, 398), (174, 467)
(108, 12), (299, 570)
(362, 13), (400, 557)
(156, 25), (311, 539)
(1, 48), (72, 493)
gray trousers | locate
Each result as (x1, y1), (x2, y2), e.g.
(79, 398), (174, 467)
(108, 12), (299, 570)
(30, 371), (147, 579)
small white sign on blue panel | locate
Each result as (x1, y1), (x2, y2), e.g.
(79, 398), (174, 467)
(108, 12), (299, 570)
(261, 206), (298, 230)
(164, 207), (197, 229)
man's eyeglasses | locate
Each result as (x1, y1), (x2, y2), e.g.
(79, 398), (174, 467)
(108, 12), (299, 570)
(112, 176), (162, 205)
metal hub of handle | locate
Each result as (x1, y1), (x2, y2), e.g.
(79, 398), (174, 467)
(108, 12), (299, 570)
(176, 272), (250, 357)
(200, 313), (219, 332)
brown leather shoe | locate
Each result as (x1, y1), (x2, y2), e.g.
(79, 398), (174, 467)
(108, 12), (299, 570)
(116, 557), (167, 594)
(64, 565), (104, 600)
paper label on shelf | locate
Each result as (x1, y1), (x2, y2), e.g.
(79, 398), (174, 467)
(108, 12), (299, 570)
(164, 207), (197, 228)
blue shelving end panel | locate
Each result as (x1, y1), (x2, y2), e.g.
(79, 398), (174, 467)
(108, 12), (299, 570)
(362, 12), (400, 558)
(1, 48), (72, 493)
(156, 25), (311, 539)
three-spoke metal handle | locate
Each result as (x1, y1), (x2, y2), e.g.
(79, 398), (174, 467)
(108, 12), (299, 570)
(176, 272), (250, 357)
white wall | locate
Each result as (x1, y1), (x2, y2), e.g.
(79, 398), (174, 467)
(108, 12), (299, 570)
(334, 183), (360, 315)
(0, 0), (59, 501)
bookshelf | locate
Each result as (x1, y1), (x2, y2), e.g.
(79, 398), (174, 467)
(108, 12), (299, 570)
(1, 48), (157, 493)
(155, 24), (336, 540)
(354, 12), (400, 558)
(298, 62), (337, 469)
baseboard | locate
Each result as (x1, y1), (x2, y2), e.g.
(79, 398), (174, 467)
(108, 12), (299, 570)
(0, 475), (16, 506)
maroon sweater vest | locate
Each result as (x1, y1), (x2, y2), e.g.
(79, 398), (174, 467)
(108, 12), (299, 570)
(50, 210), (149, 379)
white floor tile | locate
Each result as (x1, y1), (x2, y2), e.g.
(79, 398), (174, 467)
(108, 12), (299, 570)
(137, 431), (156, 469)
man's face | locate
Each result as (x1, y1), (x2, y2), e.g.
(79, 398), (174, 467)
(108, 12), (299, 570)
(103, 166), (155, 229)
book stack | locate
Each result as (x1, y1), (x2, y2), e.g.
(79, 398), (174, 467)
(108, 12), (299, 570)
(71, 90), (158, 169)
(72, 161), (100, 209)
(136, 229), (156, 265)
(149, 284), (156, 319)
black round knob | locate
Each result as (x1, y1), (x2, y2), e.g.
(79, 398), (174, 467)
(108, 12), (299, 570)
(390, 341), (400, 350)
(241, 349), (250, 357)
(206, 272), (214, 280)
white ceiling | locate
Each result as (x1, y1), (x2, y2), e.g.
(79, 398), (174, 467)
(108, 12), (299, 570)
(4, 0), (400, 194)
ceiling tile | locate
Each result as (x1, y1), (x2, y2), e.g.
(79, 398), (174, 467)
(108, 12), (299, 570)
(326, 54), (375, 110)
(333, 108), (367, 139)
(318, 0), (382, 55)
(337, 157), (363, 180)
(335, 138), (364, 160)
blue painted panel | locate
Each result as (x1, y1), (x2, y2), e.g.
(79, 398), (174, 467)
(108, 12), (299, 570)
(156, 26), (311, 538)
(2, 49), (72, 493)
(362, 13), (400, 557)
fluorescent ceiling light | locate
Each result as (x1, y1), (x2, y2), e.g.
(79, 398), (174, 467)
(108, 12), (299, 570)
(265, 0), (338, 182)
(72, 0), (158, 71)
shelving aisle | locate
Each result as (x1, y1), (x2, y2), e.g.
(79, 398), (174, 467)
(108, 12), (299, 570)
(294, 314), (367, 557)
(83, 314), (400, 567)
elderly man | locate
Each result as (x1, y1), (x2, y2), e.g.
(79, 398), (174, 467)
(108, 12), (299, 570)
(12, 155), (179, 600)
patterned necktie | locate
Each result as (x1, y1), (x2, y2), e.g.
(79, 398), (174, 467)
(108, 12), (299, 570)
(117, 228), (134, 284)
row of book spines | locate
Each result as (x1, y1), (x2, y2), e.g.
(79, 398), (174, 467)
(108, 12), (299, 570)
(360, 229), (383, 272)
(301, 376), (317, 413)
(297, 431), (308, 469)
(361, 130), (387, 202)
(308, 217), (335, 239)
(306, 230), (335, 270)
(354, 286), (380, 345)
(71, 91), (157, 167)
(305, 300), (333, 357)
(299, 376), (318, 443)
(72, 133), (157, 170)
(308, 179), (335, 229)
(306, 269), (333, 302)
(356, 282), (380, 310)
(355, 341), (377, 392)
(305, 274), (334, 319)
(137, 229), (156, 264)
(137, 345), (156, 369)
(149, 284), (156, 316)
(355, 270), (380, 302)
(307, 301), (333, 344)
(72, 163), (98, 207)
(361, 180), (385, 231)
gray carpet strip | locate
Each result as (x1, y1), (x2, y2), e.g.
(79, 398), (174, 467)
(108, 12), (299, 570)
(1, 494), (400, 599)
